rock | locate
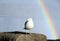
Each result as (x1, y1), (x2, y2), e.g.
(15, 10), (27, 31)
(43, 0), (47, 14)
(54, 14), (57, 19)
(0, 31), (47, 41)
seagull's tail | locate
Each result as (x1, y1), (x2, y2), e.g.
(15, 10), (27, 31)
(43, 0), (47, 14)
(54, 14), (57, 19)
(24, 27), (26, 30)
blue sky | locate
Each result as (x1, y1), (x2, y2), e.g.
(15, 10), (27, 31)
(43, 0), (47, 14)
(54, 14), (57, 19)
(0, 0), (60, 39)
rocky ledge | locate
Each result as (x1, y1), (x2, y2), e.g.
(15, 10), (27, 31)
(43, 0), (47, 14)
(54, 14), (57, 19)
(0, 31), (47, 41)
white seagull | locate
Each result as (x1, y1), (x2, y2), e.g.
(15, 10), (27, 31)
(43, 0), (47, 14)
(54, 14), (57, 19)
(24, 18), (34, 34)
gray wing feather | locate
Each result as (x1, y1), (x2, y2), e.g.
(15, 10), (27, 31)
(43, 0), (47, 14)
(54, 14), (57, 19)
(24, 20), (28, 29)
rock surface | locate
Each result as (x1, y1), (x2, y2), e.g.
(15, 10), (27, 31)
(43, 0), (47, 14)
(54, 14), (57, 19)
(0, 31), (47, 41)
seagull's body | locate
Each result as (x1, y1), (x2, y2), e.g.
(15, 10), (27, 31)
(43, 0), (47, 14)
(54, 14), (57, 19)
(24, 18), (34, 34)
(24, 18), (34, 30)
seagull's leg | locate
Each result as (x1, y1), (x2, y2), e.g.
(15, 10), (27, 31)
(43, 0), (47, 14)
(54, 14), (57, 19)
(29, 30), (31, 35)
(26, 30), (27, 35)
(25, 30), (27, 41)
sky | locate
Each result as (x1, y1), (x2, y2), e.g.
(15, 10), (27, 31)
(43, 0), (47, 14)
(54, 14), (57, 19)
(0, 0), (60, 39)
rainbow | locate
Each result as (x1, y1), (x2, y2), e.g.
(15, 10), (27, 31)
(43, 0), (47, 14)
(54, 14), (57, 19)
(38, 0), (58, 39)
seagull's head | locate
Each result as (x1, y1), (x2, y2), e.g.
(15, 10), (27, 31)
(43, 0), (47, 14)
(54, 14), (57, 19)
(27, 18), (33, 21)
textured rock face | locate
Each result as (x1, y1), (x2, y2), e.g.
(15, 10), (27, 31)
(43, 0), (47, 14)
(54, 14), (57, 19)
(16, 34), (47, 41)
(0, 31), (47, 41)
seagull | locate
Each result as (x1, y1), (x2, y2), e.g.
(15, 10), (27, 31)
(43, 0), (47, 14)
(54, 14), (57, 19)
(24, 18), (34, 34)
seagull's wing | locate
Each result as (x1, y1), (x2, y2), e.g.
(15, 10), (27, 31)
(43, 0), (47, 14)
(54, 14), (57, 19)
(24, 20), (28, 29)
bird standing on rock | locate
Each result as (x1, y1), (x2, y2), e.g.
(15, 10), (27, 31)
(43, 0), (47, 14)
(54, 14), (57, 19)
(24, 18), (34, 34)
